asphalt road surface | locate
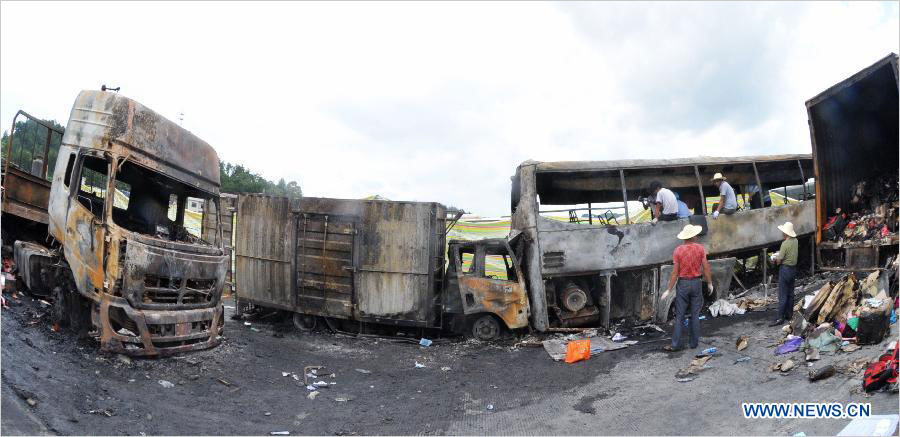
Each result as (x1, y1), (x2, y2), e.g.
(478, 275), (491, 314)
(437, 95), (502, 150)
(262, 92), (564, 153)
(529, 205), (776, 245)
(1, 291), (897, 435)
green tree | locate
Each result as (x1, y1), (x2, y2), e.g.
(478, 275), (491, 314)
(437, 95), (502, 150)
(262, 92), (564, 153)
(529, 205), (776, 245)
(1, 117), (65, 180)
(219, 161), (302, 198)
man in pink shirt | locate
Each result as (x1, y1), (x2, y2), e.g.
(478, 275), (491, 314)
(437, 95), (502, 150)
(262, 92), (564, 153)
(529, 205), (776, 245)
(662, 224), (713, 351)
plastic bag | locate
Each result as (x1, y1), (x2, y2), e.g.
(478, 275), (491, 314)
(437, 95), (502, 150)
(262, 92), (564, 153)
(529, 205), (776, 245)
(565, 339), (591, 363)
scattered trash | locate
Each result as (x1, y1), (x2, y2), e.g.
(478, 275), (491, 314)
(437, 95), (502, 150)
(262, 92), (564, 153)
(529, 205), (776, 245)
(736, 336), (749, 351)
(776, 336), (804, 355)
(306, 385), (317, 391)
(335, 397), (350, 402)
(38, 299), (50, 306)
(270, 432), (290, 435)
(88, 409), (114, 417)
(244, 322), (251, 326)
(264, 412), (272, 416)
(116, 328), (137, 336)
(355, 369), (371, 374)
(808, 365), (836, 382)
(708, 299), (746, 317)
(25, 398), (37, 407)
(699, 347), (717, 356)
(217, 378), (232, 387)
(734, 356), (751, 364)
(307, 391), (320, 400)
(676, 355), (712, 378)
(542, 336), (627, 361)
(842, 343), (861, 353)
(771, 359), (796, 373)
(805, 348), (820, 362)
(414, 362), (426, 368)
(486, 404), (494, 410)
(675, 376), (696, 383)
(565, 339), (592, 363)
(117, 354), (132, 365)
(158, 380), (175, 389)
(611, 333), (626, 342)
(250, 327), (260, 332)
(793, 432), (806, 437)
(312, 381), (328, 387)
(305, 373), (317, 379)
(440, 367), (451, 372)
(282, 372), (290, 377)
(291, 374), (300, 381)
(419, 338), (432, 347)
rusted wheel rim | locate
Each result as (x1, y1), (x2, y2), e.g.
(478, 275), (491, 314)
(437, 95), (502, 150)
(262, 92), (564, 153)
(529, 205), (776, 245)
(293, 313), (317, 331)
(472, 315), (500, 341)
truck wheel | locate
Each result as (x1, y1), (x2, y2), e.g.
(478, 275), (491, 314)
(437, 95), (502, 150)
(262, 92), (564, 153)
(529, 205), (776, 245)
(471, 314), (501, 341)
(293, 313), (317, 332)
(51, 286), (69, 328)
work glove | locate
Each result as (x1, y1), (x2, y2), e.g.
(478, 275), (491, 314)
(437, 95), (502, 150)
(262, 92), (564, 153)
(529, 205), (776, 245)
(770, 253), (778, 263)
(660, 289), (671, 302)
(712, 210), (719, 219)
(708, 285), (714, 296)
(651, 218), (658, 225)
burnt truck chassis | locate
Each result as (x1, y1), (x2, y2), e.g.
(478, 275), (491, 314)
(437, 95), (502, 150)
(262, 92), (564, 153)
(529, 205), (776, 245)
(7, 90), (228, 357)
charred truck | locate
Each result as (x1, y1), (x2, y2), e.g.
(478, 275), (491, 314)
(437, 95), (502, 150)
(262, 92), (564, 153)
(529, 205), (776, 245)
(2, 90), (227, 356)
(233, 195), (527, 341)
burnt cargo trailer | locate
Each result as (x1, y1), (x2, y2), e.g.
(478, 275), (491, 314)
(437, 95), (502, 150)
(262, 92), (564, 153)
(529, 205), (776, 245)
(807, 53), (899, 271)
(234, 195), (452, 330)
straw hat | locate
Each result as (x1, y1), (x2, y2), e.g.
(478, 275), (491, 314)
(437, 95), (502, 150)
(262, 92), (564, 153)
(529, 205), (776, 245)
(777, 221), (797, 238)
(711, 172), (726, 182)
(677, 224), (703, 240)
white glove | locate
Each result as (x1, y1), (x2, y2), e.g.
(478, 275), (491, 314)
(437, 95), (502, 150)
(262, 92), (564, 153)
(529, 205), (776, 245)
(712, 210), (719, 219)
(708, 285), (714, 295)
(660, 289), (671, 301)
(770, 253), (778, 262)
(651, 218), (658, 224)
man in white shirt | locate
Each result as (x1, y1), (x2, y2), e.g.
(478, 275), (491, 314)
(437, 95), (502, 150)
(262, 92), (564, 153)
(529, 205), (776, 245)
(649, 181), (678, 223)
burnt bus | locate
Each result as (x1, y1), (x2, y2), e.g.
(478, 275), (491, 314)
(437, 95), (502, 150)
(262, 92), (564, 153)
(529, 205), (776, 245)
(509, 155), (816, 331)
(4, 90), (228, 356)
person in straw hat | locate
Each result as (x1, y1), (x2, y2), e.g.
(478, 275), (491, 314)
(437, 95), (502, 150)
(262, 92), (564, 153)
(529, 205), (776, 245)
(661, 224), (713, 351)
(710, 172), (738, 218)
(769, 221), (799, 326)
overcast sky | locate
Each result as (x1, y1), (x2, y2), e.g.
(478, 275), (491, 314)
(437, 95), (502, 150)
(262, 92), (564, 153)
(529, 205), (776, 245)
(2, 1), (897, 215)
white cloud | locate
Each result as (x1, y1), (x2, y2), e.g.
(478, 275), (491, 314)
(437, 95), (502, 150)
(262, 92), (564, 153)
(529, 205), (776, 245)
(2, 1), (897, 215)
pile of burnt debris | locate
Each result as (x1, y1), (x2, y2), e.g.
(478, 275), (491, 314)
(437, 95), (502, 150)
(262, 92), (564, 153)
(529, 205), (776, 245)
(823, 173), (899, 244)
(790, 266), (897, 345)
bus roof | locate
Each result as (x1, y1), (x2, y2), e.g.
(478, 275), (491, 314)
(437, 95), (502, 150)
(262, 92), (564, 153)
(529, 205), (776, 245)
(525, 154), (811, 173)
(62, 90), (220, 194)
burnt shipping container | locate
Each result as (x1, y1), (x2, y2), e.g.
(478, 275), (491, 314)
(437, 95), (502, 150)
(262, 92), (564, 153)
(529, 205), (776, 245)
(807, 53), (899, 270)
(234, 195), (450, 327)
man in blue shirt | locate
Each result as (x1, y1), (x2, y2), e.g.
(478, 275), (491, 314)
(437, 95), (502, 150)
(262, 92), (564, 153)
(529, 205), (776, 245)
(674, 192), (691, 219)
(711, 172), (737, 219)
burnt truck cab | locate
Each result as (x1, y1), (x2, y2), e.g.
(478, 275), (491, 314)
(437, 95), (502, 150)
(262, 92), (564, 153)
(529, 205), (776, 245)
(44, 90), (227, 356)
(443, 239), (530, 340)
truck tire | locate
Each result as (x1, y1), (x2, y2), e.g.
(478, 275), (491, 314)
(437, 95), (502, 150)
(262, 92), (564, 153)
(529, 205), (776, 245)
(51, 286), (69, 328)
(293, 313), (317, 332)
(470, 314), (501, 341)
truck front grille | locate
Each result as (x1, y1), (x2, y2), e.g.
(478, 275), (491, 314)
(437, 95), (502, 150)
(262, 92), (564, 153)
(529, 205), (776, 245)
(143, 275), (216, 305)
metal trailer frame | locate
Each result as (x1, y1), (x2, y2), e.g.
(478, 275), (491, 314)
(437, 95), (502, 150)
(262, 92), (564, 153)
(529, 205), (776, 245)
(234, 195), (451, 329)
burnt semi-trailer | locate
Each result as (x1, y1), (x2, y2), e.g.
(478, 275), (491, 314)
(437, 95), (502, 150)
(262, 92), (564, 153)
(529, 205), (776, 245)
(2, 90), (228, 356)
(806, 53), (899, 272)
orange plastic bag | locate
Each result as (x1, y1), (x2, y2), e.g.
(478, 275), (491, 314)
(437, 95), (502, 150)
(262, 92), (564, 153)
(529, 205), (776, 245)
(564, 339), (591, 363)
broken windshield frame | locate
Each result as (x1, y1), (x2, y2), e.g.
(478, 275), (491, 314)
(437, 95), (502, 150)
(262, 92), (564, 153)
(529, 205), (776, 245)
(110, 158), (221, 246)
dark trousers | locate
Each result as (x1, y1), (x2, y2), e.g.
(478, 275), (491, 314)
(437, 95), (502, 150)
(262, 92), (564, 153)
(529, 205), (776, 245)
(778, 264), (797, 321)
(672, 278), (702, 349)
(659, 213), (678, 222)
